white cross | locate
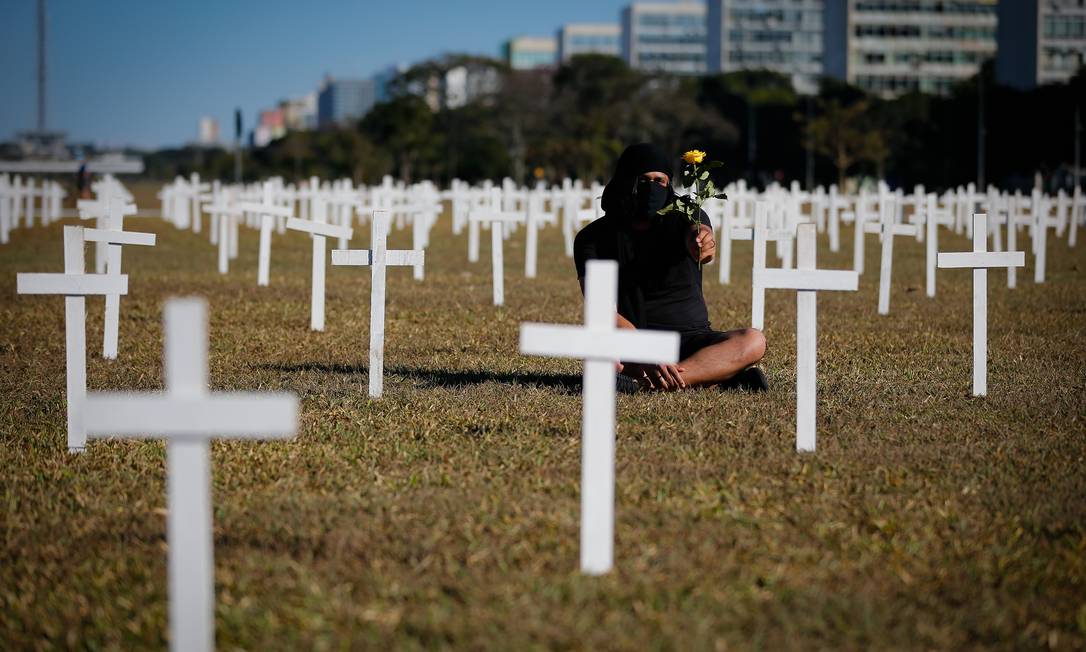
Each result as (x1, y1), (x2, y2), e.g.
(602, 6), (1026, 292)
(286, 196), (353, 331)
(519, 260), (679, 574)
(937, 213), (1025, 396)
(238, 182), (294, 287)
(81, 297), (297, 652)
(16, 226), (133, 451)
(80, 195), (152, 358)
(204, 197), (242, 275)
(469, 206), (525, 306)
(188, 173), (211, 234)
(331, 210), (424, 398)
(863, 195), (918, 315)
(924, 193), (955, 298)
(0, 175), (12, 244)
(754, 224), (858, 452)
(78, 191), (137, 275)
(751, 202), (797, 330)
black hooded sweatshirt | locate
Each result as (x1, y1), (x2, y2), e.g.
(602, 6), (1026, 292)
(573, 143), (712, 333)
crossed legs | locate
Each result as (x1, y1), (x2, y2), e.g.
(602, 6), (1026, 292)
(620, 328), (767, 390)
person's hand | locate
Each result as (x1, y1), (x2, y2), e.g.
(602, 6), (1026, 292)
(689, 224), (715, 263)
(630, 362), (687, 390)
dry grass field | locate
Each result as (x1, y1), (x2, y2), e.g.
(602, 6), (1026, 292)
(2, 182), (1085, 650)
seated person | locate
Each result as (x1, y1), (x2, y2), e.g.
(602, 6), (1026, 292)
(573, 143), (767, 392)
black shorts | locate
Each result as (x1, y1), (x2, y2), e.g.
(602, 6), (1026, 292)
(678, 329), (730, 360)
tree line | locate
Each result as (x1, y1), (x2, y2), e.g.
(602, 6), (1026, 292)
(145, 55), (1085, 193)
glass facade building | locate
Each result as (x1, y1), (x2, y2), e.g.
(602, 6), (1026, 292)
(997, 0), (1086, 89)
(708, 0), (825, 94)
(824, 0), (998, 97)
(503, 36), (559, 70)
(622, 2), (709, 75)
(557, 23), (623, 62)
(317, 77), (376, 128)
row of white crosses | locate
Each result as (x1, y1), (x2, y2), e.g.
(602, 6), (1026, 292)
(0, 175), (68, 243)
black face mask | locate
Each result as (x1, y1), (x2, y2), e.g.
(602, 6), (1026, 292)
(633, 179), (670, 220)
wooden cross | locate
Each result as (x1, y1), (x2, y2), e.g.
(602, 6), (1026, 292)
(238, 182), (294, 287)
(520, 260), (679, 574)
(469, 205), (525, 306)
(188, 173), (211, 234)
(751, 201), (797, 330)
(331, 210), (424, 398)
(937, 214), (1025, 396)
(82, 297), (298, 652)
(203, 196), (243, 275)
(754, 223), (858, 451)
(286, 195), (354, 331)
(15, 226), (135, 451)
(863, 193), (918, 315)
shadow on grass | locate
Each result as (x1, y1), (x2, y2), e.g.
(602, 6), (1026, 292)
(258, 361), (583, 394)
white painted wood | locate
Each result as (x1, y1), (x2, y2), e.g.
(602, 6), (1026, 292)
(519, 260), (679, 575)
(750, 202), (793, 329)
(331, 211), (424, 398)
(796, 224), (817, 453)
(470, 208), (524, 306)
(865, 196), (918, 315)
(286, 199), (354, 332)
(285, 217), (353, 240)
(83, 229), (156, 246)
(82, 298), (297, 652)
(16, 226), (130, 452)
(937, 251), (1027, 268)
(937, 214), (1026, 396)
(757, 224), (859, 452)
(754, 269), (859, 292)
(17, 273), (128, 295)
(926, 194), (939, 297)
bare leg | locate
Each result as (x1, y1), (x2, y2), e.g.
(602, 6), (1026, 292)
(678, 328), (766, 388)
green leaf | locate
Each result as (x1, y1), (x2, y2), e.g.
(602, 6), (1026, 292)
(704, 160), (724, 170)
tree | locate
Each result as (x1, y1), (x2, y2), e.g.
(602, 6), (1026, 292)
(360, 95), (440, 183)
(806, 98), (887, 187)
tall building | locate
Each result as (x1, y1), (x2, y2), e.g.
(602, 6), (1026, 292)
(823, 0), (998, 98)
(317, 76), (377, 128)
(252, 109), (285, 148)
(557, 23), (622, 62)
(197, 116), (219, 146)
(622, 2), (708, 75)
(443, 64), (502, 109)
(279, 93), (317, 131)
(997, 0), (1086, 90)
(707, 0), (824, 94)
(503, 36), (558, 70)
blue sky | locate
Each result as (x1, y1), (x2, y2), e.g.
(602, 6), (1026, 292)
(0, 0), (630, 150)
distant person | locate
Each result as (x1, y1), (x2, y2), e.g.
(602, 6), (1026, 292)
(76, 161), (92, 201)
(573, 143), (768, 393)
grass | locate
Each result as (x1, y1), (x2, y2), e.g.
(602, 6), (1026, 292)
(1, 181), (1084, 650)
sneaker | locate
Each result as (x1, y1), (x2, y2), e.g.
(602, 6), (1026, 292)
(720, 366), (769, 393)
(616, 373), (642, 394)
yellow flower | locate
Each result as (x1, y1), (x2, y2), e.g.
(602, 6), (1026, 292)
(682, 149), (706, 165)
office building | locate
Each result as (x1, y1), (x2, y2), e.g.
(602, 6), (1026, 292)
(503, 36), (558, 70)
(317, 76), (377, 128)
(997, 0), (1086, 89)
(197, 116), (219, 146)
(824, 0), (998, 97)
(707, 0), (824, 94)
(279, 94), (317, 131)
(622, 2), (708, 75)
(557, 23), (623, 62)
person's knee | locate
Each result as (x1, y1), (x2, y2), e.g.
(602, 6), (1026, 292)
(738, 328), (766, 364)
